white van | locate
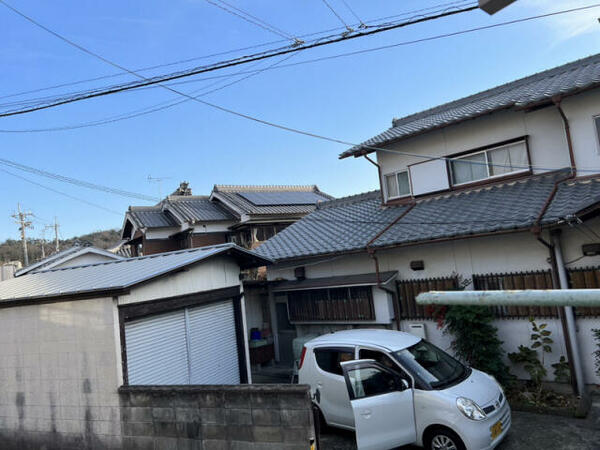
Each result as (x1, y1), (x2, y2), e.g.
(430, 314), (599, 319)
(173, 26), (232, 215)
(298, 329), (510, 450)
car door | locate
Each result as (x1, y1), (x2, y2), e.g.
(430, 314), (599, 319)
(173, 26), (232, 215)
(313, 346), (355, 428)
(342, 360), (416, 450)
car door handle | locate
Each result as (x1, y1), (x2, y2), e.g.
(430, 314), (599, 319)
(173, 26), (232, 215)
(360, 409), (372, 418)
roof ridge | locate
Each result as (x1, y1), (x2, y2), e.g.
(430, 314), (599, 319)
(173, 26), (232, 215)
(317, 190), (381, 209)
(30, 244), (235, 275)
(214, 184), (318, 192)
(391, 53), (600, 128)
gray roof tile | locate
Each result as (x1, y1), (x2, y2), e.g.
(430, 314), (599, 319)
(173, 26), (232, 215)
(255, 172), (600, 261)
(164, 196), (234, 222)
(128, 207), (179, 228)
(341, 53), (600, 158)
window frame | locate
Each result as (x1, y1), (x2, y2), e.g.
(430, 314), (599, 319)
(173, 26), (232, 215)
(449, 138), (530, 187)
(383, 169), (412, 201)
(593, 114), (600, 155)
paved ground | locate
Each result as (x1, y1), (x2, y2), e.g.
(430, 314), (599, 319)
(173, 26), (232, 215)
(319, 397), (600, 450)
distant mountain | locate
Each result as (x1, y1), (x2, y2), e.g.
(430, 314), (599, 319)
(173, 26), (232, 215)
(0, 229), (121, 265)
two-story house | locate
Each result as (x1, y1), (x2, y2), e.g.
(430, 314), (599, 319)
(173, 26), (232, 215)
(120, 182), (333, 256)
(256, 54), (600, 385)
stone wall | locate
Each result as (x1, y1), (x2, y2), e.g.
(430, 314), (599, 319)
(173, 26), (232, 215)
(119, 385), (315, 450)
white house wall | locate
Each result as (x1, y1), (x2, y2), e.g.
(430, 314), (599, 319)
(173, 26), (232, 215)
(118, 255), (241, 306)
(376, 96), (582, 181)
(144, 228), (179, 240)
(562, 89), (600, 171)
(267, 220), (600, 384)
(190, 222), (234, 233)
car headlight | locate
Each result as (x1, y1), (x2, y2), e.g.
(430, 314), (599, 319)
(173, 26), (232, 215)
(456, 397), (486, 421)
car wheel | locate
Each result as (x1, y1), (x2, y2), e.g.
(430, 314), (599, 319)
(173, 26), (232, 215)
(425, 428), (465, 450)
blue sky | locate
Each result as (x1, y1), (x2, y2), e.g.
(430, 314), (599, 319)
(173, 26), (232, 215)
(1, 0), (599, 241)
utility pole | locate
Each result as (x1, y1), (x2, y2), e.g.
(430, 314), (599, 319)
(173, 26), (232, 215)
(40, 229), (46, 259)
(11, 203), (33, 266)
(52, 217), (60, 252)
(44, 217), (60, 253)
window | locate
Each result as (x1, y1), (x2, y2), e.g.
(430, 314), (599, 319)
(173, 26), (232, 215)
(315, 348), (355, 376)
(450, 141), (529, 186)
(393, 340), (469, 390)
(347, 366), (400, 399)
(287, 286), (375, 322)
(594, 116), (600, 153)
(359, 349), (400, 372)
(384, 170), (411, 199)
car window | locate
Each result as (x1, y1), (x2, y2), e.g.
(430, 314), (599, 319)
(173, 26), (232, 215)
(347, 366), (398, 399)
(359, 349), (411, 386)
(314, 348), (354, 376)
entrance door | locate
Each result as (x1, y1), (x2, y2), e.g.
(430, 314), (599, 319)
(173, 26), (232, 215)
(341, 360), (416, 450)
(276, 302), (296, 363)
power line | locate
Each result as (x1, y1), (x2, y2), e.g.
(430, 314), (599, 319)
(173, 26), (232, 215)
(0, 52), (299, 133)
(206, 0), (299, 42)
(1, 2), (584, 133)
(320, 0), (352, 30)
(339, 0), (365, 26)
(1, 168), (123, 216)
(0, 3), (478, 117)
(5, 1), (600, 176)
(0, 0), (475, 104)
(0, 158), (159, 201)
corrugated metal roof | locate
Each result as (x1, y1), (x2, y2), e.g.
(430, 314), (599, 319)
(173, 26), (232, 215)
(15, 246), (123, 277)
(255, 172), (600, 261)
(0, 244), (272, 303)
(128, 207), (179, 228)
(341, 53), (600, 158)
(212, 185), (334, 216)
(164, 196), (235, 223)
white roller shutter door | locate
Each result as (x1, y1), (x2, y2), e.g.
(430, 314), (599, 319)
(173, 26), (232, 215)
(125, 310), (189, 385)
(188, 300), (240, 384)
(124, 299), (240, 385)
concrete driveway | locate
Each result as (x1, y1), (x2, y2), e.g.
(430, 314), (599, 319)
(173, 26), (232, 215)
(319, 398), (600, 450)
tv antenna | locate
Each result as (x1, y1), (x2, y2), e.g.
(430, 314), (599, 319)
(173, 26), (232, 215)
(147, 175), (172, 200)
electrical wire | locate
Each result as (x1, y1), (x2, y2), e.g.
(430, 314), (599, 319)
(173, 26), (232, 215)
(204, 0), (295, 41)
(5, 1), (600, 176)
(0, 52), (299, 133)
(320, 0), (352, 30)
(210, 0), (298, 42)
(0, 158), (159, 202)
(0, 3), (479, 117)
(0, 0), (475, 103)
(0, 168), (123, 215)
(339, 0), (365, 26)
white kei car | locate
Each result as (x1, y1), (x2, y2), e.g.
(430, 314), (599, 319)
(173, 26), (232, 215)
(298, 329), (511, 450)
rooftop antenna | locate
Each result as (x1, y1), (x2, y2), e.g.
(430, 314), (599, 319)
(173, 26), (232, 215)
(147, 175), (172, 200)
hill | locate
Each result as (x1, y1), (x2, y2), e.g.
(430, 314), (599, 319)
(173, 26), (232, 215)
(0, 229), (121, 265)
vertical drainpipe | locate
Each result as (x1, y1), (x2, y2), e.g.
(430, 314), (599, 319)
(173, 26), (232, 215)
(552, 97), (577, 177)
(551, 229), (585, 397)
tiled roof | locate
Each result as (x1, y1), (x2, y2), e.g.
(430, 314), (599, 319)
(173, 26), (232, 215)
(164, 196), (235, 223)
(128, 207), (179, 228)
(341, 53), (600, 158)
(211, 185), (334, 216)
(255, 172), (600, 262)
(0, 244), (272, 303)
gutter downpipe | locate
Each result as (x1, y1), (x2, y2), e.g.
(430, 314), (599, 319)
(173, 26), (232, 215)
(366, 202), (416, 330)
(552, 97), (577, 177)
(530, 100), (580, 393)
(551, 229), (585, 397)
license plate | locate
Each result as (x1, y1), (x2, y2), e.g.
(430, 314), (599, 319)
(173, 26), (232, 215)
(490, 420), (502, 439)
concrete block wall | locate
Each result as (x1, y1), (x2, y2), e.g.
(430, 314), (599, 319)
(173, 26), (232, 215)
(0, 297), (122, 450)
(118, 385), (315, 450)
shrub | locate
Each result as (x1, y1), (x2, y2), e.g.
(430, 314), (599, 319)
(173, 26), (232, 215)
(442, 305), (512, 386)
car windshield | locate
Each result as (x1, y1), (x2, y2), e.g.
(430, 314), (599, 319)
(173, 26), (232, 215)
(392, 340), (469, 389)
